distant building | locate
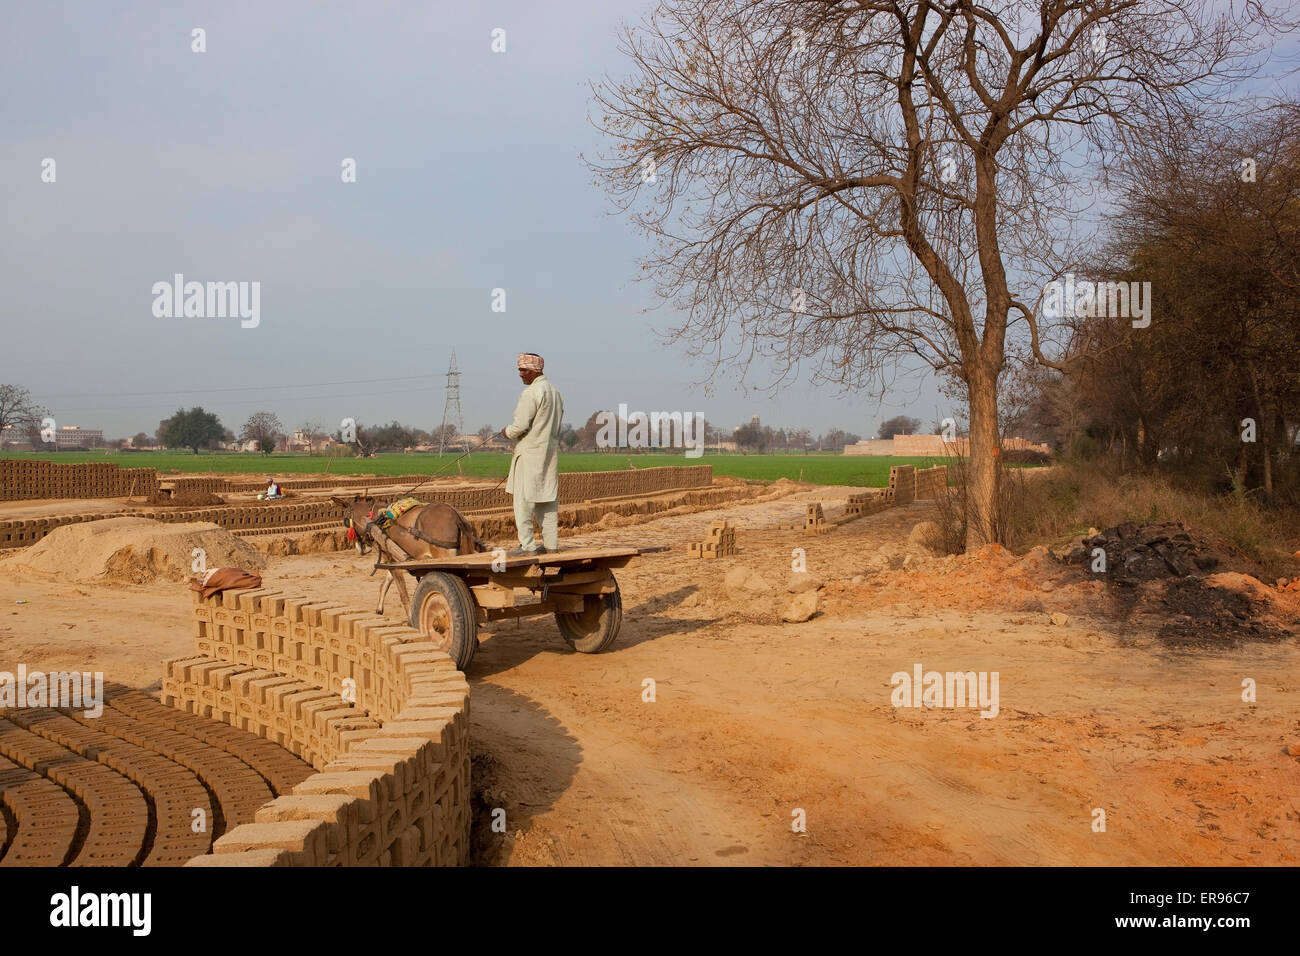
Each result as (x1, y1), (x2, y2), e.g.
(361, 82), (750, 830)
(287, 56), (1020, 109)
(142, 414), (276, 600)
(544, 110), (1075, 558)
(1, 424), (104, 449)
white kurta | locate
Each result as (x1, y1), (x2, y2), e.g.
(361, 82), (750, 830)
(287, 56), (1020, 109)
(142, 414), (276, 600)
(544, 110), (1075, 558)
(505, 374), (564, 502)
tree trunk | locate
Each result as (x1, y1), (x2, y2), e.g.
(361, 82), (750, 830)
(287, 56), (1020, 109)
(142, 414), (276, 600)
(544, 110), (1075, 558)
(965, 365), (1002, 551)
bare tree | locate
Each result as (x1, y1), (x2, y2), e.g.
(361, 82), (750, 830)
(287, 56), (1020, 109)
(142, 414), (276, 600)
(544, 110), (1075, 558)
(592, 0), (1286, 548)
(297, 420), (325, 454)
(241, 411), (283, 456)
(0, 384), (47, 446)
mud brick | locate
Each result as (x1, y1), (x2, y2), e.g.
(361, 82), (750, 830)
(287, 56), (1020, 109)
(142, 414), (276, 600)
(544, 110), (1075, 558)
(225, 610), (252, 644)
(236, 588), (279, 614)
(404, 776), (431, 818)
(165, 655), (212, 681)
(391, 646), (445, 673)
(282, 688), (334, 722)
(295, 771), (384, 821)
(268, 618), (291, 649)
(187, 659), (229, 687)
(377, 797), (407, 847)
(300, 694), (347, 727)
(207, 663), (248, 691)
(396, 698), (467, 720)
(287, 659), (313, 681)
(214, 820), (329, 865)
(324, 754), (408, 801)
(248, 674), (298, 706)
(350, 737), (434, 774)
(301, 602), (348, 629)
(228, 667), (275, 695)
(255, 794), (359, 852)
(184, 847), (292, 866)
(390, 824), (422, 867)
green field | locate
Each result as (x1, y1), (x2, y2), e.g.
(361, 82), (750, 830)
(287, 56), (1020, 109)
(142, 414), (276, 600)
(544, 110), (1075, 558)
(0, 450), (956, 488)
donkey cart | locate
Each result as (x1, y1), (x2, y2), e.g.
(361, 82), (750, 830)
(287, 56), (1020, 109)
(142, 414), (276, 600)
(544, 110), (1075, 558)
(375, 547), (647, 671)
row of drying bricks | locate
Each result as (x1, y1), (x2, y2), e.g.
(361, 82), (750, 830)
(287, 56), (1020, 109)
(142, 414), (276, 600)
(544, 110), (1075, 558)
(178, 590), (471, 865)
(188, 590), (468, 734)
(0, 463), (160, 501)
(0, 501), (341, 548)
(0, 689), (313, 866)
(168, 655), (470, 867)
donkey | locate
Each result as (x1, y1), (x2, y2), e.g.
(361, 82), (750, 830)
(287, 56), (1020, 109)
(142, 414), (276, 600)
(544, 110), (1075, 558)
(332, 495), (488, 615)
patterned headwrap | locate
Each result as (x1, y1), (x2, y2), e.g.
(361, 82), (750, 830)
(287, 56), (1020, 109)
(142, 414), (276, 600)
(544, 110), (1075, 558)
(517, 352), (544, 372)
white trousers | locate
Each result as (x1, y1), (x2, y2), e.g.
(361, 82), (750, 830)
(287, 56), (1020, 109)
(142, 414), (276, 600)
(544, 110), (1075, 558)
(513, 495), (558, 551)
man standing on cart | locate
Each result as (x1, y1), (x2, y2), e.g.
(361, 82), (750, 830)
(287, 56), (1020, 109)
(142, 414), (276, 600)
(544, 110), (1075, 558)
(501, 352), (564, 556)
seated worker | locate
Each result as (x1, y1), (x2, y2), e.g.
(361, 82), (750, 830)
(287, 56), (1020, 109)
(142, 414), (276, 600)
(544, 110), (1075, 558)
(257, 477), (283, 500)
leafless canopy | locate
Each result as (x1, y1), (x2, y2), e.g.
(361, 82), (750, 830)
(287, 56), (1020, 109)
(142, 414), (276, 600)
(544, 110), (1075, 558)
(591, 0), (1287, 395)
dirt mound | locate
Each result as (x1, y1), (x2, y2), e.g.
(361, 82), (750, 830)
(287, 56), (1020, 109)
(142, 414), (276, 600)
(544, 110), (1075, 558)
(1064, 522), (1246, 582)
(0, 517), (267, 585)
(1061, 522), (1290, 644)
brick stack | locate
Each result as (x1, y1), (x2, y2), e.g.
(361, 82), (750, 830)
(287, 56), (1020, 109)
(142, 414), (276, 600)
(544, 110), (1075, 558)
(687, 520), (737, 558)
(0, 466), (720, 553)
(887, 465), (917, 505)
(172, 588), (471, 867)
(0, 460), (160, 501)
(804, 503), (832, 535)
(841, 490), (892, 520)
(914, 465), (949, 499)
(190, 465), (714, 506)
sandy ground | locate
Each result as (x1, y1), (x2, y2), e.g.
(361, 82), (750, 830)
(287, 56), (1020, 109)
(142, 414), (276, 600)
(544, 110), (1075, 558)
(1, 486), (1297, 866)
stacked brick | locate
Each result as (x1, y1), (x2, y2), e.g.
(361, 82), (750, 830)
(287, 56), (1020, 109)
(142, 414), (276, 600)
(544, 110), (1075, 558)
(171, 588), (471, 867)
(0, 460), (160, 501)
(166, 465), (714, 504)
(687, 520), (737, 558)
(886, 465), (917, 505)
(804, 503), (833, 535)
(914, 465), (949, 499)
(841, 490), (892, 519)
(0, 511), (128, 549)
(164, 476), (228, 495)
(1, 466), (718, 553)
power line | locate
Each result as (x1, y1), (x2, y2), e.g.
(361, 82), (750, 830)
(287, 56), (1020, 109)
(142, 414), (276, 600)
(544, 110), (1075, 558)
(39, 373), (442, 400)
(48, 383), (444, 414)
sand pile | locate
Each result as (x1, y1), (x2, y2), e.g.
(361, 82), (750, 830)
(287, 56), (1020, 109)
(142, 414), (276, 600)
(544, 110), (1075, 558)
(0, 517), (267, 584)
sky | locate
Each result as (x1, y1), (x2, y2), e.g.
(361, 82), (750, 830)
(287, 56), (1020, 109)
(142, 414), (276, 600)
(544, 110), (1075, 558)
(2, 2), (1294, 444)
(0, 0), (932, 443)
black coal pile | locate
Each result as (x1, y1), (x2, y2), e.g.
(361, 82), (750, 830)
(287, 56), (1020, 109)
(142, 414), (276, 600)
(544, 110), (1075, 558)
(1064, 522), (1227, 584)
(1063, 522), (1290, 645)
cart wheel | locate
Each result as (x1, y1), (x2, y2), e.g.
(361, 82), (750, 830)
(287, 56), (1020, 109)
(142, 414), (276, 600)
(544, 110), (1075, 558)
(555, 574), (623, 653)
(409, 572), (479, 671)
